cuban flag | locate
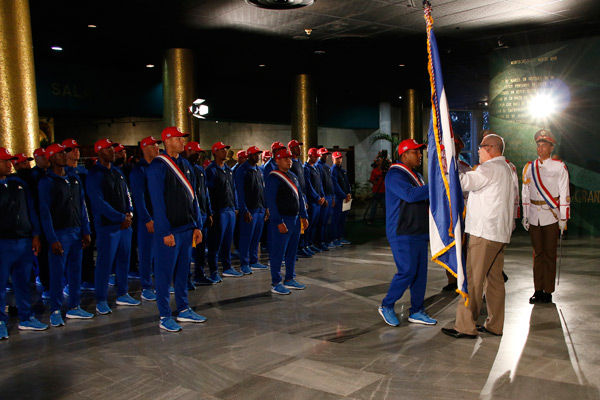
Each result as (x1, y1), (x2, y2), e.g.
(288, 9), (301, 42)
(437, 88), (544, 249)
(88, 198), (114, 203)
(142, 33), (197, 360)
(424, 4), (468, 304)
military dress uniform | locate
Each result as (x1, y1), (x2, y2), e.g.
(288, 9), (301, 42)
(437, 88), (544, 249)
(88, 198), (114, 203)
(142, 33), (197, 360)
(522, 131), (570, 302)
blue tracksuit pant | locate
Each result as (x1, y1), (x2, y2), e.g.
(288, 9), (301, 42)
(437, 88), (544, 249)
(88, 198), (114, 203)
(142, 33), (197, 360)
(382, 236), (428, 313)
(208, 208), (236, 273)
(269, 215), (301, 286)
(239, 209), (265, 267)
(48, 229), (83, 312)
(95, 226), (132, 301)
(137, 221), (155, 290)
(0, 238), (33, 322)
(303, 203), (320, 248)
(155, 229), (193, 318)
(192, 214), (208, 280)
(318, 195), (333, 244)
(330, 197), (347, 240)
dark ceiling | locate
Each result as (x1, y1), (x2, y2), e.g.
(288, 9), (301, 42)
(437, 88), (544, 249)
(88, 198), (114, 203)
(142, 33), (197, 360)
(29, 0), (600, 122)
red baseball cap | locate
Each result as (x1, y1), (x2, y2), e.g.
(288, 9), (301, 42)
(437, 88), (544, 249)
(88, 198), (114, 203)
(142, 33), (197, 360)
(141, 136), (162, 149)
(262, 151), (272, 160)
(94, 138), (118, 153)
(114, 143), (125, 153)
(161, 126), (189, 142)
(398, 139), (426, 155)
(12, 153), (33, 164)
(62, 138), (80, 149)
(237, 150), (248, 159)
(203, 159), (211, 168)
(0, 147), (18, 161)
(212, 142), (230, 153)
(317, 147), (330, 156)
(275, 148), (293, 160)
(247, 146), (262, 155)
(307, 147), (319, 157)
(288, 139), (303, 149)
(271, 141), (286, 152)
(46, 143), (70, 160)
(184, 141), (203, 152)
(332, 151), (343, 159)
(33, 148), (46, 158)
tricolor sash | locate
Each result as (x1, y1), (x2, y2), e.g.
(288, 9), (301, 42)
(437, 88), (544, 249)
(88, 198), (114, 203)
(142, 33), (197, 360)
(390, 163), (424, 187)
(270, 170), (299, 200)
(531, 159), (559, 209)
(156, 154), (195, 201)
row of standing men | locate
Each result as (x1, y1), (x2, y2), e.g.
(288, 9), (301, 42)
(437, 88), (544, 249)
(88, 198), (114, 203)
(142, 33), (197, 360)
(0, 126), (353, 337)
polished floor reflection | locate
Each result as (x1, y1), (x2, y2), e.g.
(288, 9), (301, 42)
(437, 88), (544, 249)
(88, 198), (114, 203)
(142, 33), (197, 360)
(1, 232), (599, 399)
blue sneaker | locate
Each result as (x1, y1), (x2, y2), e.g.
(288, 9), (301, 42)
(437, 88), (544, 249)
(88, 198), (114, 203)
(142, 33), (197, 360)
(169, 286), (175, 295)
(127, 271), (140, 280)
(66, 307), (94, 319)
(240, 265), (253, 275)
(284, 279), (306, 290)
(339, 238), (351, 245)
(309, 245), (322, 253)
(141, 289), (157, 301)
(42, 290), (50, 300)
(0, 321), (8, 339)
(116, 294), (141, 306)
(63, 285), (70, 297)
(159, 317), (182, 332)
(96, 301), (112, 315)
(108, 274), (116, 286)
(222, 268), (243, 277)
(378, 306), (400, 327)
(250, 262), (269, 270)
(318, 243), (330, 252)
(35, 276), (43, 288)
(6, 281), (13, 292)
(304, 246), (315, 256)
(18, 316), (49, 331)
(408, 311), (437, 325)
(80, 282), (95, 291)
(188, 280), (196, 291)
(209, 272), (223, 283)
(177, 308), (207, 323)
(325, 242), (337, 249)
(332, 240), (343, 247)
(193, 276), (215, 286)
(271, 283), (291, 295)
(50, 310), (65, 327)
(297, 248), (312, 258)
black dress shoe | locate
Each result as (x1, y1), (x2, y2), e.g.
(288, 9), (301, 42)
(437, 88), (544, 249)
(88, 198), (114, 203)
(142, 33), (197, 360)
(442, 283), (458, 292)
(542, 292), (553, 303)
(476, 325), (502, 336)
(529, 290), (544, 304)
(441, 328), (477, 339)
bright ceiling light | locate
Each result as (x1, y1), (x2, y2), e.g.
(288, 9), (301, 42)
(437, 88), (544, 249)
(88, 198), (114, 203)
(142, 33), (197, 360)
(146, 64), (155, 68)
(189, 99), (209, 119)
(529, 92), (556, 119)
(51, 46), (63, 51)
(88, 24), (97, 28)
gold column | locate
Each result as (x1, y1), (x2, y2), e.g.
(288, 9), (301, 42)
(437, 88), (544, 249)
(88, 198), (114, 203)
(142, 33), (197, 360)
(291, 74), (317, 161)
(0, 0), (39, 154)
(401, 89), (422, 141)
(162, 48), (198, 141)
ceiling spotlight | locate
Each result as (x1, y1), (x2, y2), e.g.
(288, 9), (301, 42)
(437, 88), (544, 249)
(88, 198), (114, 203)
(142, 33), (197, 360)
(189, 99), (209, 119)
(88, 24), (97, 28)
(398, 64), (406, 67)
(314, 50), (326, 55)
(398, 96), (403, 99)
(305, 28), (312, 36)
(245, 0), (315, 10)
(51, 46), (63, 51)
(259, 64), (266, 67)
(146, 64), (155, 68)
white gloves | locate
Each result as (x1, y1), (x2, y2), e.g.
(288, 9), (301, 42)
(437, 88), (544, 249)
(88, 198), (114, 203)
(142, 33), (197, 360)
(558, 219), (567, 233)
(522, 218), (530, 231)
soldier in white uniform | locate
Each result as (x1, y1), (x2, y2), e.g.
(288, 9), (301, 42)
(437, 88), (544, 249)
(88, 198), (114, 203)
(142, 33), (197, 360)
(522, 129), (570, 304)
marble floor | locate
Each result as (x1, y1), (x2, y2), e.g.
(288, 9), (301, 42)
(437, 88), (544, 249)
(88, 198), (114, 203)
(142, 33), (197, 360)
(1, 231), (600, 400)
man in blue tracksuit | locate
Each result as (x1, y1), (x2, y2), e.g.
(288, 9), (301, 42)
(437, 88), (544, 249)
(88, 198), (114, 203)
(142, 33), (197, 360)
(0, 147), (48, 339)
(147, 127), (205, 332)
(262, 141), (286, 179)
(182, 141), (214, 286)
(38, 143), (94, 327)
(303, 148), (326, 253)
(288, 140), (312, 258)
(129, 136), (162, 302)
(205, 141), (240, 279)
(234, 146), (269, 275)
(316, 148), (335, 250)
(265, 149), (309, 295)
(330, 151), (352, 246)
(378, 139), (437, 327)
(86, 138), (140, 315)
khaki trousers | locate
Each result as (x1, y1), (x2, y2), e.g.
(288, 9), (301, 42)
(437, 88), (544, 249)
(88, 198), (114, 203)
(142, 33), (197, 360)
(455, 235), (506, 335)
(529, 222), (559, 293)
